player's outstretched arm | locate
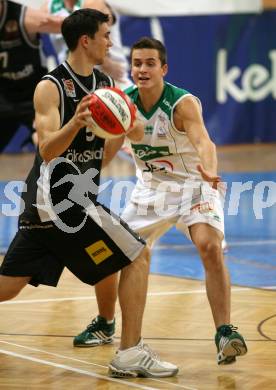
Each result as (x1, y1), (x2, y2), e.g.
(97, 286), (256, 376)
(175, 96), (221, 186)
(83, 0), (110, 14)
(102, 117), (143, 168)
(25, 6), (64, 34)
(102, 137), (125, 168)
(126, 118), (144, 142)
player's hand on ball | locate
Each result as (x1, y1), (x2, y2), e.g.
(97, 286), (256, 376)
(71, 95), (93, 130)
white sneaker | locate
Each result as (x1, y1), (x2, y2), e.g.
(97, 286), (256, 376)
(108, 339), (178, 378)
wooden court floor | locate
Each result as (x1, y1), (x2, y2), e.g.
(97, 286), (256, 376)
(1, 144), (276, 389)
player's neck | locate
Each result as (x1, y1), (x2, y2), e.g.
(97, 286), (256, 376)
(66, 54), (94, 77)
(138, 82), (165, 112)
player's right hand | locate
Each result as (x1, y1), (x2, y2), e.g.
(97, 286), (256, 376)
(71, 95), (93, 130)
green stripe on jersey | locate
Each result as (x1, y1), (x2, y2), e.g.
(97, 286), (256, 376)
(126, 82), (190, 119)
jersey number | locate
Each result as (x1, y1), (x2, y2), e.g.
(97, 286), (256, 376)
(0, 52), (8, 69)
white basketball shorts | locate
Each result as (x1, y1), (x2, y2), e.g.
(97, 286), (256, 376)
(121, 182), (225, 247)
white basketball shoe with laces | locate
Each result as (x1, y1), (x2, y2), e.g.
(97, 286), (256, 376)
(108, 338), (178, 378)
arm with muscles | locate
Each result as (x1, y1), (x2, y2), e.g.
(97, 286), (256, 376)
(83, 0), (126, 83)
(34, 81), (92, 163)
(174, 96), (221, 188)
(100, 57), (126, 84)
(25, 6), (64, 34)
(102, 118), (144, 168)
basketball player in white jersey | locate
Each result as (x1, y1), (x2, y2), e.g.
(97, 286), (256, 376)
(74, 37), (247, 366)
(42, 0), (131, 88)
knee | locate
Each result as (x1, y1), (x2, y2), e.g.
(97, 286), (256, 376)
(0, 277), (25, 302)
(197, 240), (223, 269)
(0, 289), (19, 302)
(133, 244), (151, 269)
(141, 244), (151, 263)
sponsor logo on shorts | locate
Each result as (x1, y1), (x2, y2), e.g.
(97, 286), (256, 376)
(85, 240), (113, 265)
(191, 201), (214, 214)
(191, 201), (221, 221)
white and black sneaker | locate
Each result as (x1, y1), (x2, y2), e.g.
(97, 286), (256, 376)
(108, 338), (178, 378)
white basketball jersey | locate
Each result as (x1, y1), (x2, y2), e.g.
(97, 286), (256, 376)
(125, 82), (202, 190)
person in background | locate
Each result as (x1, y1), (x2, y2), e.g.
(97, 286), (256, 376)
(0, 0), (64, 152)
(43, 0), (131, 88)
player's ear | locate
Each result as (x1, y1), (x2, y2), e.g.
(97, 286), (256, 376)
(80, 34), (89, 49)
(130, 64), (135, 79)
(162, 64), (168, 77)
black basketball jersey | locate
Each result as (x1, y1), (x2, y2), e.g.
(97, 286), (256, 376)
(0, 0), (47, 102)
(20, 62), (114, 225)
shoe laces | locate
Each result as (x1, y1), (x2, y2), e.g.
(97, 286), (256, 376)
(218, 324), (238, 337)
(141, 342), (160, 362)
(86, 316), (102, 332)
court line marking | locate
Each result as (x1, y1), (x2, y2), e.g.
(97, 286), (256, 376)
(0, 341), (198, 390)
(155, 239), (276, 250)
(0, 287), (249, 305)
(0, 347), (157, 390)
(2, 239), (275, 257)
(261, 286), (276, 289)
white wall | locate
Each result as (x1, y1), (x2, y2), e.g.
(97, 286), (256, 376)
(13, 0), (262, 14)
(11, 0), (43, 8)
(108, 0), (262, 16)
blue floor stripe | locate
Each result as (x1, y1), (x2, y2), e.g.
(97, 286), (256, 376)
(1, 171), (276, 288)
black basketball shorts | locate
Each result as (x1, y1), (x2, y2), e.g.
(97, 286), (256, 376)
(0, 204), (145, 287)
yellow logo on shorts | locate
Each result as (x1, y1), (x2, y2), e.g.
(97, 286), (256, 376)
(85, 240), (113, 265)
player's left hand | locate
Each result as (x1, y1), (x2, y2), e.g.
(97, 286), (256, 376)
(197, 164), (221, 189)
(126, 106), (143, 141)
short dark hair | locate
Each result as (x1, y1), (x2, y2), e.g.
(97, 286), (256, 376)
(61, 8), (109, 52)
(130, 37), (167, 66)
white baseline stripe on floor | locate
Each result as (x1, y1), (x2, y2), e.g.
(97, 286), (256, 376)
(0, 347), (157, 390)
(0, 288), (249, 305)
(0, 341), (198, 390)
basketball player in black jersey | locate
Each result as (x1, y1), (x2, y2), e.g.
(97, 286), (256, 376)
(0, 0), (63, 152)
(0, 9), (178, 378)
